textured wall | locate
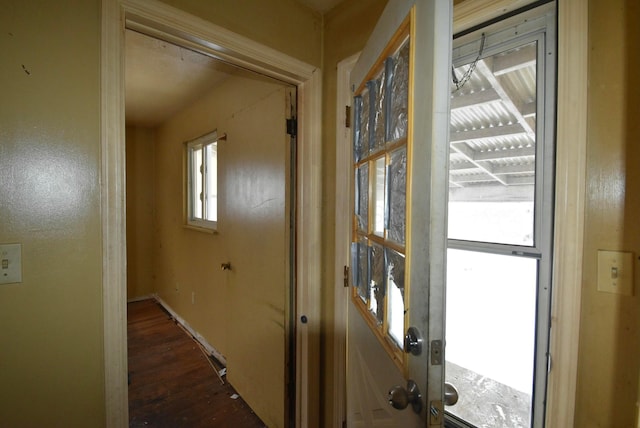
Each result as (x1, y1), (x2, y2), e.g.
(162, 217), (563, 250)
(0, 0), (105, 426)
(151, 73), (290, 427)
(575, 0), (640, 426)
(126, 126), (157, 300)
(160, 0), (322, 68)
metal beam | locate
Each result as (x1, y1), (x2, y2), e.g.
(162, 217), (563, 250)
(451, 88), (500, 110)
(492, 44), (536, 76)
(450, 123), (526, 143)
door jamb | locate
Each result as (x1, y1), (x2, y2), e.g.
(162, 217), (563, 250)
(333, 52), (360, 428)
(333, 1), (587, 427)
(101, 0), (322, 426)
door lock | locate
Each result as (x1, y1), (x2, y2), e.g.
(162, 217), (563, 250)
(404, 326), (423, 356)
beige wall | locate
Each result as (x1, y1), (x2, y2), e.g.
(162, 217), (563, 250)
(0, 0), (105, 426)
(151, 74), (283, 354)
(3, 0), (638, 424)
(129, 71), (291, 426)
(575, 0), (640, 426)
(126, 126), (156, 300)
(0, 0), (320, 425)
(159, 0), (322, 68)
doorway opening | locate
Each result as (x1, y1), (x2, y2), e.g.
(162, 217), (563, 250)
(102, 1), (323, 426)
(124, 28), (298, 427)
(445, 4), (556, 428)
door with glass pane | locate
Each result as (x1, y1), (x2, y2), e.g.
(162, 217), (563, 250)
(346, 1), (451, 426)
(445, 6), (556, 428)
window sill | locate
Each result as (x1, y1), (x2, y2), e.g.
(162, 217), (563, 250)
(183, 224), (218, 234)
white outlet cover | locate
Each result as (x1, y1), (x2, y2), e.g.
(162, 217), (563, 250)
(0, 243), (22, 284)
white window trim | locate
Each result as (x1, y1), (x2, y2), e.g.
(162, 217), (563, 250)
(186, 131), (218, 231)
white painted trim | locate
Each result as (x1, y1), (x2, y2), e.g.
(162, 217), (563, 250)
(102, 0), (322, 426)
(295, 68), (323, 428)
(333, 52), (359, 428)
(101, 0), (128, 427)
(453, 0), (540, 34)
(121, 0), (314, 84)
(545, 0), (587, 427)
(153, 294), (227, 366)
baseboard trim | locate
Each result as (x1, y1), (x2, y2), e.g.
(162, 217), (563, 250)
(151, 294), (227, 367)
(127, 294), (155, 303)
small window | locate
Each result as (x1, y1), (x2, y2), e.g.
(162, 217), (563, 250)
(186, 131), (218, 230)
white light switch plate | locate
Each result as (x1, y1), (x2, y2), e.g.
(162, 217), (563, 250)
(597, 250), (633, 296)
(0, 243), (22, 284)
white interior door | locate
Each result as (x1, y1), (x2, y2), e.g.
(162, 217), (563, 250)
(346, 1), (452, 426)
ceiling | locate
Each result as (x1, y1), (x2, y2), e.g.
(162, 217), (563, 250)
(125, 1), (346, 127)
(125, 30), (244, 127)
(296, 0), (345, 13)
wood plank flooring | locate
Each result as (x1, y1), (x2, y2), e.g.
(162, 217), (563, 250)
(128, 299), (267, 428)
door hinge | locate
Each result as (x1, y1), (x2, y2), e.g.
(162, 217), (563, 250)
(343, 265), (350, 288)
(345, 105), (351, 128)
(286, 118), (297, 137)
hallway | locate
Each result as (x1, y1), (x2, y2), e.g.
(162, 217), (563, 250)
(128, 299), (266, 427)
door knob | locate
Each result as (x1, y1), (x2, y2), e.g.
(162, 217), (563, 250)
(444, 382), (459, 406)
(388, 379), (422, 413)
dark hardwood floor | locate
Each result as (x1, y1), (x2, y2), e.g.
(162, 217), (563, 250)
(128, 299), (267, 428)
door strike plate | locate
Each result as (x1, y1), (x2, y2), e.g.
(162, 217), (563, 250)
(429, 400), (443, 425)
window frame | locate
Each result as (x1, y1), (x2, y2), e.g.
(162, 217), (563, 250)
(350, 21), (412, 372)
(185, 130), (218, 231)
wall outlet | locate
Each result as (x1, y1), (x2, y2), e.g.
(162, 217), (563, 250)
(597, 250), (634, 296)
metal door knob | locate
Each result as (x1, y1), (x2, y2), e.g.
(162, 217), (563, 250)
(388, 379), (422, 413)
(444, 382), (459, 406)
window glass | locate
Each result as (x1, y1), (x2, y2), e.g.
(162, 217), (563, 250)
(446, 249), (536, 427)
(448, 41), (538, 247)
(186, 131), (218, 230)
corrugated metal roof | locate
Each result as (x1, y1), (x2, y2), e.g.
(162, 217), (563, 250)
(449, 40), (538, 192)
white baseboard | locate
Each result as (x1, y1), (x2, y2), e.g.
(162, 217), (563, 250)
(127, 294), (155, 303)
(151, 293), (227, 367)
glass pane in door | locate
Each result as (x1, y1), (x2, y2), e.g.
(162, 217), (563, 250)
(448, 41), (538, 247)
(350, 31), (411, 366)
(445, 249), (536, 427)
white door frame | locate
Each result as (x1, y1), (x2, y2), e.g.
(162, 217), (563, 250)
(101, 0), (322, 426)
(334, 1), (587, 427)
